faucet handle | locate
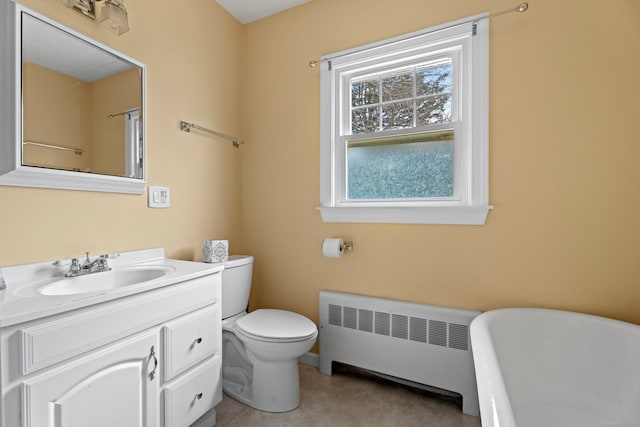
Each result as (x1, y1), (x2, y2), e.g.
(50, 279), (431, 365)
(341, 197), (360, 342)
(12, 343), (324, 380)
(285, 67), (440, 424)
(102, 253), (120, 259)
(70, 258), (81, 272)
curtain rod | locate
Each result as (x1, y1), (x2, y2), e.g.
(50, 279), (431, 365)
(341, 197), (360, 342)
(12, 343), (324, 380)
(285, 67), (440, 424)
(108, 109), (138, 119)
(308, 2), (529, 68)
(23, 141), (83, 155)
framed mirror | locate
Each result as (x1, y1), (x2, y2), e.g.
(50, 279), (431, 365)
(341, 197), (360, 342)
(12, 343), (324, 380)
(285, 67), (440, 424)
(0, 1), (146, 194)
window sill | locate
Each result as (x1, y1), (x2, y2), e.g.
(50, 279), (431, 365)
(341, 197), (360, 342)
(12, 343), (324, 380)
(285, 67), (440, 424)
(318, 205), (492, 225)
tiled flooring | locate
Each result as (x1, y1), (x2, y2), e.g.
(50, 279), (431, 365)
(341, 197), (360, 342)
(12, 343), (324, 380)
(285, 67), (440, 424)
(215, 364), (481, 426)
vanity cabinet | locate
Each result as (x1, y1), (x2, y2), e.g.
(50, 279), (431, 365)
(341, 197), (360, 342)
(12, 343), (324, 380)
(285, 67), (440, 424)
(0, 271), (222, 427)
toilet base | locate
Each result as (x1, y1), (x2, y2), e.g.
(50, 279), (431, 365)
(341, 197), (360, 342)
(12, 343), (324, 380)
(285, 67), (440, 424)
(222, 327), (317, 413)
(223, 359), (301, 413)
(243, 350), (302, 412)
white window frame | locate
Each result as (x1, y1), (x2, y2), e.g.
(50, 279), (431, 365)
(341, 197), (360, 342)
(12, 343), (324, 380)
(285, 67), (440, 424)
(318, 15), (491, 225)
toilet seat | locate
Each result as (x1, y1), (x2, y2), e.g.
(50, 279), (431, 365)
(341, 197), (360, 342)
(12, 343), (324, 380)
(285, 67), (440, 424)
(236, 309), (317, 343)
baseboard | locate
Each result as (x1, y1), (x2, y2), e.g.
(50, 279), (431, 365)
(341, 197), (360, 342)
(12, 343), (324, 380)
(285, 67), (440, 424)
(298, 351), (319, 367)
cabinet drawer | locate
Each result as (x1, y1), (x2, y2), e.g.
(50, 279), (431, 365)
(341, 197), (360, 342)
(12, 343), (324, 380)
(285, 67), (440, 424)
(164, 355), (222, 427)
(163, 304), (221, 381)
(19, 274), (220, 375)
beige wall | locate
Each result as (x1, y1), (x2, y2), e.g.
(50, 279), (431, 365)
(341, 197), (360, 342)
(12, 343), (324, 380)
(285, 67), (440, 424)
(242, 0), (640, 328)
(1, 0), (245, 264)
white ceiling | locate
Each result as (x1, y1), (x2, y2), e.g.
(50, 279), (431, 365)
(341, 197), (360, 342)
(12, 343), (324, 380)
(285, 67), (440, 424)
(216, 0), (311, 24)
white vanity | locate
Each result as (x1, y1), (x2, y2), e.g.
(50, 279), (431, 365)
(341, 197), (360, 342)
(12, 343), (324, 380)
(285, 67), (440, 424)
(0, 248), (223, 427)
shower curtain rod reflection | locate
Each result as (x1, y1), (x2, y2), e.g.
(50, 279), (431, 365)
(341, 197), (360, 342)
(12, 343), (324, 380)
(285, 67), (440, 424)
(23, 140), (83, 155)
(107, 110), (135, 119)
(180, 121), (245, 148)
(308, 2), (529, 68)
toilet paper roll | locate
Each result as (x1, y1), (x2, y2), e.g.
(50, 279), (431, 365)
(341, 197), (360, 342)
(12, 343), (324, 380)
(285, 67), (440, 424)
(203, 239), (229, 263)
(322, 238), (344, 258)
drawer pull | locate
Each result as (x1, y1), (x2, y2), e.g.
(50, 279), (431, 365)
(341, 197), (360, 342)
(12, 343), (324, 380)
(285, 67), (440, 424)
(196, 392), (203, 400)
(149, 345), (158, 381)
(195, 337), (203, 344)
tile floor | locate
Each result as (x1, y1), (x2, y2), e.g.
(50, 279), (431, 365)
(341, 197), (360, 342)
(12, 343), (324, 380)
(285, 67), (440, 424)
(215, 364), (481, 426)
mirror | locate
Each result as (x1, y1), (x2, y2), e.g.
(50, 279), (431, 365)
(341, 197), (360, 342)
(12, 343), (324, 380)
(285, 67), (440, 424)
(0, 2), (146, 193)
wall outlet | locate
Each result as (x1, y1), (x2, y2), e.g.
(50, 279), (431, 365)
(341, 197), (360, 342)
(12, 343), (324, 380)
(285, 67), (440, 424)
(148, 186), (170, 208)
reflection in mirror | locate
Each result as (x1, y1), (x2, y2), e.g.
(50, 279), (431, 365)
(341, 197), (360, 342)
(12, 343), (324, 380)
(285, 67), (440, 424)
(21, 12), (143, 179)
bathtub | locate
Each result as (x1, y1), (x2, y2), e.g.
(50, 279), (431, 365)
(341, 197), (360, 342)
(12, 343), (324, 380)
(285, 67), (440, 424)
(470, 308), (640, 427)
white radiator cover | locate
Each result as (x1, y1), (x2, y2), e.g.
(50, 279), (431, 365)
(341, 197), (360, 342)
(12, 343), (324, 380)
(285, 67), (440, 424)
(319, 290), (480, 416)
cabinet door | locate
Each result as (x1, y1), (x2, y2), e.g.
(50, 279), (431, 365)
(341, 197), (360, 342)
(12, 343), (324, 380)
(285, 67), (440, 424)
(22, 331), (159, 427)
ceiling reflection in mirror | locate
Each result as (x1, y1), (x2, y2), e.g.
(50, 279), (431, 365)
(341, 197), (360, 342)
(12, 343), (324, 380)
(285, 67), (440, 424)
(21, 13), (143, 179)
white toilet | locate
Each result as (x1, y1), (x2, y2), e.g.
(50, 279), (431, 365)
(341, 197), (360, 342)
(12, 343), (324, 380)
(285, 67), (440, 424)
(219, 255), (317, 413)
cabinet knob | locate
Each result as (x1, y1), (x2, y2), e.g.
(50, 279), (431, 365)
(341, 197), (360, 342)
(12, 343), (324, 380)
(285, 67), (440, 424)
(196, 392), (203, 400)
(195, 337), (203, 344)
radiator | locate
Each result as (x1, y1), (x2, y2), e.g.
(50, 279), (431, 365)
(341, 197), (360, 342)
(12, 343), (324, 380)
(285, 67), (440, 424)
(319, 290), (480, 416)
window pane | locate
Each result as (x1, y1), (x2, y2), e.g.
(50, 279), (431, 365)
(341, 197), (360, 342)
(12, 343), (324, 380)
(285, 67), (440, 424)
(351, 106), (380, 134)
(416, 95), (451, 125)
(347, 132), (454, 199)
(416, 64), (452, 97)
(382, 100), (413, 130)
(351, 79), (379, 107)
(382, 71), (413, 102)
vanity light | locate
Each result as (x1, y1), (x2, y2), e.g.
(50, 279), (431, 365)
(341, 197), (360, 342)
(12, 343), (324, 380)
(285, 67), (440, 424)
(98, 0), (129, 35)
(52, 0), (129, 35)
(54, 0), (81, 7)
(55, 0), (96, 19)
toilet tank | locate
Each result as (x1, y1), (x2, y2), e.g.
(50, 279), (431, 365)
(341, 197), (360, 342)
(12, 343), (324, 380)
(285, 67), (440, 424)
(220, 255), (254, 319)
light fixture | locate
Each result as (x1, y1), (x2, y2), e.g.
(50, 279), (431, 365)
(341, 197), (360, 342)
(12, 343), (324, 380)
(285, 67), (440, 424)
(98, 0), (129, 35)
(54, 0), (96, 19)
(54, 0), (81, 7)
(52, 0), (130, 35)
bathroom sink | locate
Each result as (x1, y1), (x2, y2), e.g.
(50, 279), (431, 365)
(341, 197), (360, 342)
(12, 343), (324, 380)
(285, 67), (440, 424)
(38, 266), (176, 296)
(0, 248), (225, 327)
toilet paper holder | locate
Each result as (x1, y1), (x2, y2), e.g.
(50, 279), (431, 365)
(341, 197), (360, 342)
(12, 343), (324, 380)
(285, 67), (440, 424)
(322, 239), (353, 251)
(322, 238), (354, 258)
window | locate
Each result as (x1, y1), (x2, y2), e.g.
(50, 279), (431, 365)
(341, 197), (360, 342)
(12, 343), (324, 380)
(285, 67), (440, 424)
(319, 15), (491, 224)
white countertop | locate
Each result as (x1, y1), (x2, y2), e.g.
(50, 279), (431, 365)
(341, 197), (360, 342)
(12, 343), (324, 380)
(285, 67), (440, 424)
(0, 248), (223, 327)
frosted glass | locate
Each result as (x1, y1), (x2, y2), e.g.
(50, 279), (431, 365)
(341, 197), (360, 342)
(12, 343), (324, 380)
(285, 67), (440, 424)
(347, 140), (453, 200)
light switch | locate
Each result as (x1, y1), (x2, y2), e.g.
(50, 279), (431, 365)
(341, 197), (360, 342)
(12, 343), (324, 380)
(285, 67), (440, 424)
(148, 186), (170, 208)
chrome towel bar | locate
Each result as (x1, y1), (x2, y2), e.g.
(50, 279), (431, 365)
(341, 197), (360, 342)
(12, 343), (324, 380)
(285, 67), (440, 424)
(180, 121), (244, 148)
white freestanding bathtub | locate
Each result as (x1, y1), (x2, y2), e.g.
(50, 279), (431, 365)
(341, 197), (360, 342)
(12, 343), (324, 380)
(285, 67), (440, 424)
(470, 308), (640, 427)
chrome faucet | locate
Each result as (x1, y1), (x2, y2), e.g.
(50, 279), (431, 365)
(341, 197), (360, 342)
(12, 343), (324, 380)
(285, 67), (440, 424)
(64, 253), (112, 277)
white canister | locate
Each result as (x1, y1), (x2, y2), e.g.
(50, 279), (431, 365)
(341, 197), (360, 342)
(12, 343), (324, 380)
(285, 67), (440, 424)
(203, 240), (229, 263)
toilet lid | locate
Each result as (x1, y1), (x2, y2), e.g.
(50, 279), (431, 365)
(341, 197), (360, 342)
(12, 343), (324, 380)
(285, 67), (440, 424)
(236, 309), (317, 341)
